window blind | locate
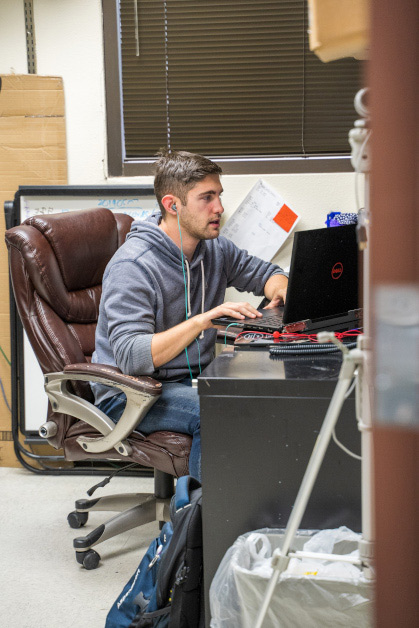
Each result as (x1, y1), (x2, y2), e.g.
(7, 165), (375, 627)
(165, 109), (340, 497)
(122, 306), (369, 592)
(119, 0), (362, 159)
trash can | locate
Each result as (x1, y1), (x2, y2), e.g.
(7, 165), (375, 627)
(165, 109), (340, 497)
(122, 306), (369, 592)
(210, 527), (374, 628)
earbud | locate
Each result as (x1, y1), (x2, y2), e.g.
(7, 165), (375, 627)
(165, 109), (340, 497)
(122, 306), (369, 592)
(172, 203), (177, 212)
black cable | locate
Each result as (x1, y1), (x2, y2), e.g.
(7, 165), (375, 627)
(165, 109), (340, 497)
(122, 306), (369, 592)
(269, 342), (357, 357)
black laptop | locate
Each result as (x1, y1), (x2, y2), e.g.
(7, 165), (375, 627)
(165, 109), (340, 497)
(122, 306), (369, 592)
(212, 225), (362, 334)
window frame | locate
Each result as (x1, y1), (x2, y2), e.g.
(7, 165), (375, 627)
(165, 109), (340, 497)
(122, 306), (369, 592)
(103, 0), (354, 177)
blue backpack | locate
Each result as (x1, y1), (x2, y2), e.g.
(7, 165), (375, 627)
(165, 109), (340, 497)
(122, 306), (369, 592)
(105, 523), (173, 628)
(106, 476), (203, 628)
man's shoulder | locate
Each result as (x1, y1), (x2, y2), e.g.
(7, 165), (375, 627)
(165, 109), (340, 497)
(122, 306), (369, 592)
(110, 237), (153, 265)
(103, 238), (155, 282)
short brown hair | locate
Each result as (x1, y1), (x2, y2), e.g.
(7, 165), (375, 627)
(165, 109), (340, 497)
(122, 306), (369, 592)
(153, 150), (222, 217)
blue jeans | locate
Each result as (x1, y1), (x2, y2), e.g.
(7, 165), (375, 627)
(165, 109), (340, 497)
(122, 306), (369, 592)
(96, 378), (201, 481)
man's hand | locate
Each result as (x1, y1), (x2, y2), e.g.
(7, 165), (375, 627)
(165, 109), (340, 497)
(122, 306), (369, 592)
(263, 274), (288, 309)
(199, 301), (263, 330)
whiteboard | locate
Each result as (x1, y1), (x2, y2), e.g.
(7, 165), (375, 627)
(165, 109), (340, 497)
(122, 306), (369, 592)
(20, 194), (158, 222)
(12, 186), (158, 432)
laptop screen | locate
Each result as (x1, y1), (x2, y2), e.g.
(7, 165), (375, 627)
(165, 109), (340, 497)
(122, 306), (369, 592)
(283, 224), (359, 324)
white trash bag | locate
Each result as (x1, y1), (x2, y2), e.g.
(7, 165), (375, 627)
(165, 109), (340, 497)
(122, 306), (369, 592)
(210, 527), (374, 628)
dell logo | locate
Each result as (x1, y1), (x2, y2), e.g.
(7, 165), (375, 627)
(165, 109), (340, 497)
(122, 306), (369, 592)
(331, 262), (343, 279)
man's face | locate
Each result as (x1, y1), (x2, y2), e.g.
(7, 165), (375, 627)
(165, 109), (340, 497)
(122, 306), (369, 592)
(178, 174), (224, 241)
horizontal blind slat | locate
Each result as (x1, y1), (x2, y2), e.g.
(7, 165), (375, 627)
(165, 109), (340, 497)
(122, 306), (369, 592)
(119, 0), (361, 158)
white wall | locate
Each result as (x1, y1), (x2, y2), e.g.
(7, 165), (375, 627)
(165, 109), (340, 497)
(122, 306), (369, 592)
(34, 0), (107, 184)
(0, 0), (27, 74)
(0, 0), (363, 301)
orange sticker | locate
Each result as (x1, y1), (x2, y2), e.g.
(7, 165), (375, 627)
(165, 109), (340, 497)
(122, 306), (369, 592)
(273, 204), (298, 233)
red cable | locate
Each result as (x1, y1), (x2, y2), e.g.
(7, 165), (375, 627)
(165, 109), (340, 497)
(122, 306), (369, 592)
(235, 329), (362, 343)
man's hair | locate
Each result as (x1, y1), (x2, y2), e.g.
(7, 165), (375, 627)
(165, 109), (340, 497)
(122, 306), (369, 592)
(153, 150), (222, 217)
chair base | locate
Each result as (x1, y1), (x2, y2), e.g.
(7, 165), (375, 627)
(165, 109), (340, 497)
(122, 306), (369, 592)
(69, 469), (175, 569)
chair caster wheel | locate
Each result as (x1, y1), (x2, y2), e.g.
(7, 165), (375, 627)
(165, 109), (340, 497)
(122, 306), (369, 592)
(68, 510), (89, 528)
(76, 549), (101, 570)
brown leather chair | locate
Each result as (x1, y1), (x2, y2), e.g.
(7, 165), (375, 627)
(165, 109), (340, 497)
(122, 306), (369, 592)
(5, 207), (191, 569)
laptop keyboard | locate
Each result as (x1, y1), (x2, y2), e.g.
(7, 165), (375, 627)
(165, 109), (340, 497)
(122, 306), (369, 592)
(241, 309), (284, 329)
(258, 312), (283, 325)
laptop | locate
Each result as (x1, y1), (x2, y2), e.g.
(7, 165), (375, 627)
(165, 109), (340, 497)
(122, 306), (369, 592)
(212, 225), (362, 334)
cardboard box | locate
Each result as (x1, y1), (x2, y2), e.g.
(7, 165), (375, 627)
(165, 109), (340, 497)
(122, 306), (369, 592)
(0, 74), (67, 466)
(0, 432), (19, 468)
(307, 0), (370, 62)
(0, 431), (66, 469)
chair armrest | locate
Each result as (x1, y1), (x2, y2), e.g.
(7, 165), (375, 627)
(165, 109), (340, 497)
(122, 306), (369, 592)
(44, 364), (162, 457)
(63, 363), (162, 395)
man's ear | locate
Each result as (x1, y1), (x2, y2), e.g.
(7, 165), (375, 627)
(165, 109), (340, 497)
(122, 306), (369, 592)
(161, 194), (178, 216)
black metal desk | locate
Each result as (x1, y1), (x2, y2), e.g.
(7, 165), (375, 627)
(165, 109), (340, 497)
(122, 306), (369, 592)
(198, 349), (361, 625)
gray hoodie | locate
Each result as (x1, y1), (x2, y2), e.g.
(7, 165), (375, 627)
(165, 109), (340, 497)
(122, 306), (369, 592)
(91, 211), (286, 404)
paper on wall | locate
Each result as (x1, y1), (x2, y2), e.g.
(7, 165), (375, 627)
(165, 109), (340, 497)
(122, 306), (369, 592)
(221, 179), (300, 260)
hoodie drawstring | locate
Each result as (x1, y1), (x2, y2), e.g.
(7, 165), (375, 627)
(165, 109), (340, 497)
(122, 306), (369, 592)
(199, 260), (205, 339)
(185, 259), (192, 318)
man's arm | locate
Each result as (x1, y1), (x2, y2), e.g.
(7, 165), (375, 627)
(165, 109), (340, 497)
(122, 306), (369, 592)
(263, 273), (288, 309)
(220, 236), (288, 298)
(151, 301), (262, 368)
(104, 261), (262, 373)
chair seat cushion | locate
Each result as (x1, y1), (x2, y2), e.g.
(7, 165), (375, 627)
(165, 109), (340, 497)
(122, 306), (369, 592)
(64, 421), (191, 478)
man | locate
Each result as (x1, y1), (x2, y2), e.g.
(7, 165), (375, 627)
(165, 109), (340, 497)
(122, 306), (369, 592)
(92, 150), (288, 481)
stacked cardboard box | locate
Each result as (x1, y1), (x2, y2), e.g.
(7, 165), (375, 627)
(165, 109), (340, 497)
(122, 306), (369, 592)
(0, 74), (67, 466)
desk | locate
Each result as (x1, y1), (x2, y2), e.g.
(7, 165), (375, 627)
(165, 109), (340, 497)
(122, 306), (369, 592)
(198, 349), (361, 625)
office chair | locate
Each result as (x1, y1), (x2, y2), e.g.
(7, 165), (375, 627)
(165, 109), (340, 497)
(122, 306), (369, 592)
(5, 208), (192, 569)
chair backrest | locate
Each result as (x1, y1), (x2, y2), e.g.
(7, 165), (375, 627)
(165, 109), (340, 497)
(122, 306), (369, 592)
(5, 208), (133, 447)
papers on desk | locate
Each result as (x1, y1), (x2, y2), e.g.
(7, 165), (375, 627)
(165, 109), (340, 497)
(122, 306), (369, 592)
(221, 179), (300, 260)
